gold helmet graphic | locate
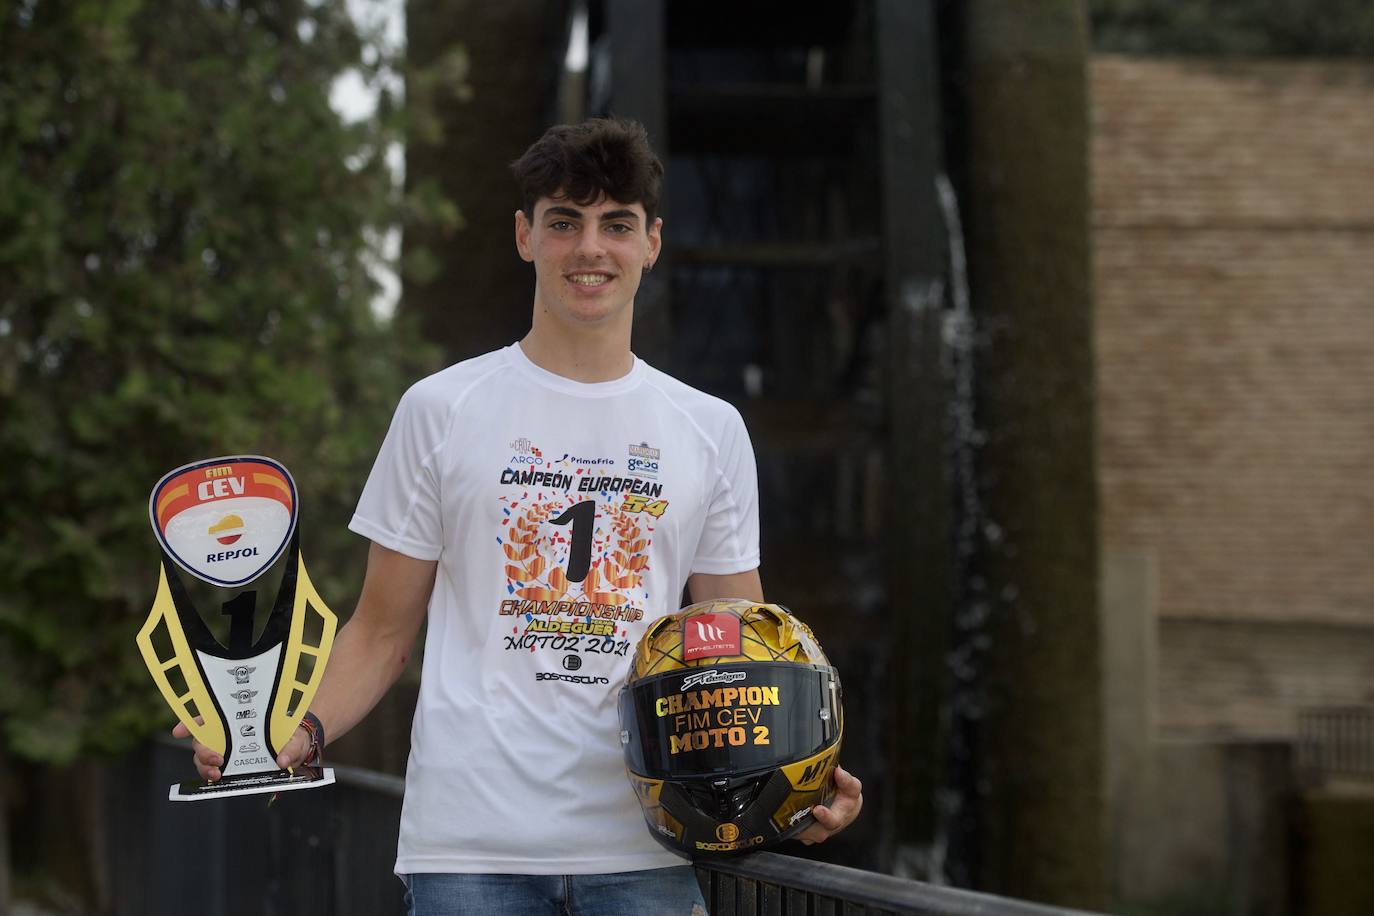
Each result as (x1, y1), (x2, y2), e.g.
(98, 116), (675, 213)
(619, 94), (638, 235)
(618, 599), (843, 856)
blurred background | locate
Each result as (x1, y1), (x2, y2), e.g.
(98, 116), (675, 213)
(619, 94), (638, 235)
(3, 0), (1374, 913)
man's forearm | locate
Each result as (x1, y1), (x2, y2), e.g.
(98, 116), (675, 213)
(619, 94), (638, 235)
(307, 608), (418, 746)
(303, 542), (435, 747)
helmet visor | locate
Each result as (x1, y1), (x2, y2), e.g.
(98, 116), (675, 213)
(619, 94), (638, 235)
(619, 662), (841, 780)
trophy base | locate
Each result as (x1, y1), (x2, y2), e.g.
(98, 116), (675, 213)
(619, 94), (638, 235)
(168, 766), (335, 801)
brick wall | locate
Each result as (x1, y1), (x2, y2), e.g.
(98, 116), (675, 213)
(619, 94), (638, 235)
(1092, 56), (1374, 738)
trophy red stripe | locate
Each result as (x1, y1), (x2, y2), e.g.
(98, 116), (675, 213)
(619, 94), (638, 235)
(154, 462), (293, 531)
(156, 484), (193, 528)
(241, 476), (293, 509)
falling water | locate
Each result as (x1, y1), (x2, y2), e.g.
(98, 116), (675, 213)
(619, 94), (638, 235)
(887, 172), (986, 884)
(935, 172), (990, 887)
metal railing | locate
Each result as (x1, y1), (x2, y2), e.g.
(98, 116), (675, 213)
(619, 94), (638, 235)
(1298, 706), (1374, 781)
(107, 741), (409, 916)
(112, 739), (1103, 916)
(695, 852), (1102, 916)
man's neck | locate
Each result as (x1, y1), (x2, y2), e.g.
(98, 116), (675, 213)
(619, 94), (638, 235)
(519, 322), (635, 384)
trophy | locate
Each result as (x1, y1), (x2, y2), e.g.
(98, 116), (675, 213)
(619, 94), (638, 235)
(138, 456), (337, 800)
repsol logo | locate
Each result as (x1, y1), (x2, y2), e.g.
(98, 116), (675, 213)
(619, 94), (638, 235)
(510, 455), (543, 466)
(627, 458), (658, 474)
(207, 547), (260, 563)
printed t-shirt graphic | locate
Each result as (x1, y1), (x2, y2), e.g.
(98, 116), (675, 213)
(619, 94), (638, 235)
(497, 438), (670, 673)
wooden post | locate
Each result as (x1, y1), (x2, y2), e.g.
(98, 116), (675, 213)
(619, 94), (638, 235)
(959, 0), (1105, 906)
(875, 0), (954, 872)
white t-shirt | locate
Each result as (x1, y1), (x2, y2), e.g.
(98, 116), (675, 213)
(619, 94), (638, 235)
(349, 343), (760, 875)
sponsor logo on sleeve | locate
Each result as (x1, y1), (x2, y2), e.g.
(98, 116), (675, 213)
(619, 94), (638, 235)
(627, 442), (660, 475)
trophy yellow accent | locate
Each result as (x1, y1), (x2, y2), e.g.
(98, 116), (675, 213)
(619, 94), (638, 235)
(136, 566), (228, 755)
(143, 456), (339, 800)
(268, 552), (338, 753)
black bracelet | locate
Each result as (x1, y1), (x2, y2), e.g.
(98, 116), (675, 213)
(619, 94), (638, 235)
(298, 711), (325, 766)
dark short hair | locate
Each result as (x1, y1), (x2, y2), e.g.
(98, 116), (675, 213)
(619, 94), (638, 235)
(511, 117), (664, 224)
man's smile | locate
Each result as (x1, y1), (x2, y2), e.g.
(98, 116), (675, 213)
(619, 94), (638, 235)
(566, 271), (615, 287)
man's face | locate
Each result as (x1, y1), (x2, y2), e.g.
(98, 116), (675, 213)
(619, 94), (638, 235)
(515, 193), (662, 329)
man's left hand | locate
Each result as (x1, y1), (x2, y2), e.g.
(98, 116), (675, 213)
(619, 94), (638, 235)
(796, 766), (863, 845)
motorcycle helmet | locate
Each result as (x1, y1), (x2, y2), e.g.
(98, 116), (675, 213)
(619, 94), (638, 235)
(618, 599), (843, 856)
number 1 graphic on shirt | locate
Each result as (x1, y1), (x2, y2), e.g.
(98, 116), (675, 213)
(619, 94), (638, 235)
(550, 500), (595, 583)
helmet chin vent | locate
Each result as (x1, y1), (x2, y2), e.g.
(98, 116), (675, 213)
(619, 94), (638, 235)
(684, 773), (769, 820)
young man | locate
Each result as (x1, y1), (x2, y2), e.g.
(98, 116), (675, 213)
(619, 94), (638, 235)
(178, 118), (862, 914)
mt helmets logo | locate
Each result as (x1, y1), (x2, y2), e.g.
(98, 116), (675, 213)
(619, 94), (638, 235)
(149, 456), (297, 587)
(683, 613), (742, 660)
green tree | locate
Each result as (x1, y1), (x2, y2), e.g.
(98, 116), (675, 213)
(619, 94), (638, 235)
(0, 0), (444, 841)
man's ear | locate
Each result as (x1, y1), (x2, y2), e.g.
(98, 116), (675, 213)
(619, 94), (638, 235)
(647, 216), (663, 261)
(514, 209), (534, 262)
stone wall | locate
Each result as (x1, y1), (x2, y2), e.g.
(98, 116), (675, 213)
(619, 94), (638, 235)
(1093, 55), (1374, 741)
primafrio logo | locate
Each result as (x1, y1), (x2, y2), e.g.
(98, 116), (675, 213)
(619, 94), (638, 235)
(149, 456), (297, 587)
(683, 613), (742, 660)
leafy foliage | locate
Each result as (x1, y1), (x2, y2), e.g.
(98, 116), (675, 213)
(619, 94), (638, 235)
(1090, 0), (1374, 55)
(0, 0), (442, 763)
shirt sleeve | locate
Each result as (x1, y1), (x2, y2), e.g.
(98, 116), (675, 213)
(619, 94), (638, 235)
(348, 384), (448, 561)
(691, 406), (761, 575)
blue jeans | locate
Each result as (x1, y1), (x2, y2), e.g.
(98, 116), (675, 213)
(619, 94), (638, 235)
(402, 867), (708, 915)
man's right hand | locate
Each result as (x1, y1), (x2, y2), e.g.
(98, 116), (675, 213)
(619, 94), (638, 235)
(170, 542), (434, 783)
(171, 719), (312, 782)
